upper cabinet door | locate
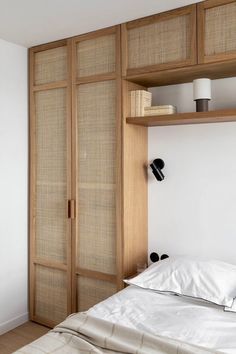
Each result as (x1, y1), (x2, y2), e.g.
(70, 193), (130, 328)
(122, 5), (197, 77)
(74, 26), (118, 82)
(198, 0), (236, 64)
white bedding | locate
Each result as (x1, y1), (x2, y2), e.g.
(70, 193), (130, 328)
(15, 313), (218, 354)
(88, 285), (236, 354)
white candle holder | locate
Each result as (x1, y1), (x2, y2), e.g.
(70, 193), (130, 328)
(193, 78), (212, 112)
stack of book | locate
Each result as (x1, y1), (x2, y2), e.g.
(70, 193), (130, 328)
(130, 90), (152, 117)
(144, 105), (177, 116)
(130, 90), (177, 117)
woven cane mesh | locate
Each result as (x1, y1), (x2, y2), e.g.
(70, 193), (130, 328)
(35, 265), (67, 324)
(127, 14), (191, 69)
(77, 188), (116, 274)
(77, 81), (116, 184)
(205, 3), (236, 56)
(35, 89), (67, 262)
(76, 34), (116, 77)
(76, 81), (116, 274)
(35, 46), (67, 85)
(77, 277), (117, 311)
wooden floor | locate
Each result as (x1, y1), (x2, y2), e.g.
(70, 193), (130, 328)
(0, 321), (49, 354)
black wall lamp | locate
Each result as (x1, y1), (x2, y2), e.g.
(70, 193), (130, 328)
(150, 158), (165, 181)
(150, 252), (169, 263)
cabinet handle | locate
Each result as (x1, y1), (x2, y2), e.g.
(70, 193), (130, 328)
(68, 200), (75, 219)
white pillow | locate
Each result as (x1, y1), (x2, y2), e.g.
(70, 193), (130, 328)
(124, 256), (236, 307)
(225, 299), (236, 313)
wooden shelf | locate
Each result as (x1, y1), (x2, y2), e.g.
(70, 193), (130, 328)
(125, 60), (236, 87)
(126, 109), (236, 127)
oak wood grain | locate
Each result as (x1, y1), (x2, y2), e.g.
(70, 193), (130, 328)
(127, 109), (236, 126)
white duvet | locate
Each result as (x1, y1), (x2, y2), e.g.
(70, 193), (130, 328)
(88, 285), (236, 354)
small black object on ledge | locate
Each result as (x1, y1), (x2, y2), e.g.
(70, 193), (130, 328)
(150, 159), (165, 181)
(150, 252), (159, 263)
(161, 254), (169, 260)
(196, 99), (209, 112)
(150, 252), (169, 263)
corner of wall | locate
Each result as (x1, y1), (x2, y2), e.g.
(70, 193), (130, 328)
(0, 313), (29, 335)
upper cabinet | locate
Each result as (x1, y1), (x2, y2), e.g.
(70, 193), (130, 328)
(74, 26), (119, 83)
(34, 45), (68, 85)
(122, 5), (197, 77)
(198, 0), (236, 64)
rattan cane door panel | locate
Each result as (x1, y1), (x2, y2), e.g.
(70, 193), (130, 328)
(77, 188), (116, 274)
(77, 276), (117, 311)
(35, 184), (67, 262)
(198, 1), (236, 63)
(77, 82), (116, 184)
(35, 88), (68, 263)
(34, 46), (68, 85)
(76, 80), (117, 275)
(76, 34), (116, 78)
(35, 265), (68, 324)
(125, 5), (196, 74)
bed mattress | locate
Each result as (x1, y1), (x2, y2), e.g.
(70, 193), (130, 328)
(15, 285), (236, 353)
(88, 285), (236, 354)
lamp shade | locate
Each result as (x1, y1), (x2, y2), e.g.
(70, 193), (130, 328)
(193, 78), (211, 101)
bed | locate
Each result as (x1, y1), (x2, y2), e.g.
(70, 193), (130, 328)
(15, 257), (236, 354)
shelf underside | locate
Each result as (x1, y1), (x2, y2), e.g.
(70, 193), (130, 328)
(125, 60), (236, 87)
(126, 109), (236, 127)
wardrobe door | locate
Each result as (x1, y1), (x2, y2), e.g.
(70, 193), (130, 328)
(72, 27), (121, 312)
(76, 81), (117, 272)
(198, 0), (236, 63)
(30, 42), (72, 327)
(122, 4), (196, 77)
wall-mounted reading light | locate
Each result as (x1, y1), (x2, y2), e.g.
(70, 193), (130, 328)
(150, 158), (165, 181)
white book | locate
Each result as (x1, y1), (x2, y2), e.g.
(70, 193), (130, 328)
(130, 91), (136, 117)
(136, 90), (141, 116)
(144, 110), (175, 116)
(140, 91), (152, 116)
(144, 105), (177, 116)
(144, 105), (176, 111)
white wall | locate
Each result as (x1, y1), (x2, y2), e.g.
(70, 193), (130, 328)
(148, 78), (236, 265)
(0, 39), (28, 334)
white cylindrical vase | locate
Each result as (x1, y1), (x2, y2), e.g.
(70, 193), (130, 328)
(193, 78), (211, 112)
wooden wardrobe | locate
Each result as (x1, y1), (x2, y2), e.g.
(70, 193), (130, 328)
(30, 0), (236, 327)
(29, 26), (147, 327)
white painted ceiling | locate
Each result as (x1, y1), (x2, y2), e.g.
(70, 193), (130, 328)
(0, 0), (202, 48)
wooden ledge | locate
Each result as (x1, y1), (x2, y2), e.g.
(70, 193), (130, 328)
(126, 109), (236, 127)
(125, 60), (236, 87)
